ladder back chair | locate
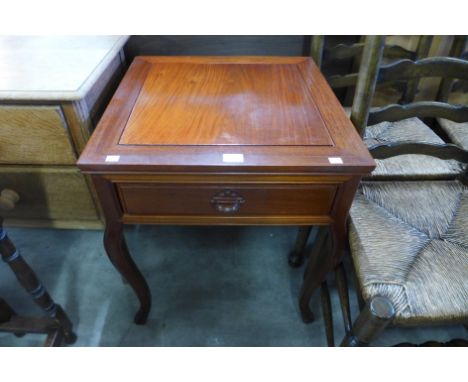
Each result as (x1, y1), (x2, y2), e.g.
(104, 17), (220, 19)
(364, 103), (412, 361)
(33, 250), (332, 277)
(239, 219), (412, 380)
(312, 35), (434, 105)
(351, 35), (468, 180)
(289, 35), (438, 268)
(437, 35), (468, 151)
(301, 37), (468, 345)
(333, 143), (468, 346)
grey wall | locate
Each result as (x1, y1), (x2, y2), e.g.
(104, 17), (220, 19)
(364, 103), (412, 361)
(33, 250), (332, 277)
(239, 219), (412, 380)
(123, 35), (360, 103)
(124, 35), (311, 62)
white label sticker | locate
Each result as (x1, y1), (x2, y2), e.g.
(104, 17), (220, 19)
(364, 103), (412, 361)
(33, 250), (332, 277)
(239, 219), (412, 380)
(328, 157), (343, 164)
(223, 153), (244, 163)
(105, 155), (120, 162)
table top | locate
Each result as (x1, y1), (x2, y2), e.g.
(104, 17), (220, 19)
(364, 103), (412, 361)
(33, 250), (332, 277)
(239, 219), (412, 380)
(78, 56), (375, 174)
(0, 36), (128, 101)
(120, 61), (333, 147)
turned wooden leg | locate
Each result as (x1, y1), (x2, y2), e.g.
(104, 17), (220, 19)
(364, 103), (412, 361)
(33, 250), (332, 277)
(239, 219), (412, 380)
(320, 281), (335, 347)
(288, 226), (312, 268)
(341, 296), (395, 347)
(299, 226), (330, 323)
(104, 222), (151, 324)
(0, 225), (77, 344)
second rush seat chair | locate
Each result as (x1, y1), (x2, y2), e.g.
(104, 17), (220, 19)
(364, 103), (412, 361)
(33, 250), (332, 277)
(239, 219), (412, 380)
(341, 143), (468, 346)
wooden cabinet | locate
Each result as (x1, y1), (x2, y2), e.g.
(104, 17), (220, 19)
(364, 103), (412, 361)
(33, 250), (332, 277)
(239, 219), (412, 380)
(0, 36), (128, 228)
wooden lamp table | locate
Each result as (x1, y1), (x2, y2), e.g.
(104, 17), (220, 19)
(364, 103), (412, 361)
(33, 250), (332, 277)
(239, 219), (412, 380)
(77, 56), (375, 324)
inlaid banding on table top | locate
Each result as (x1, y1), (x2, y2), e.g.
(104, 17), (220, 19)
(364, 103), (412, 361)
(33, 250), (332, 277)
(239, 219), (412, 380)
(118, 62), (334, 147)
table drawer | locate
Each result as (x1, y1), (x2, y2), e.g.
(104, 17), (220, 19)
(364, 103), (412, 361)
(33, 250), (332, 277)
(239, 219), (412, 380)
(0, 168), (98, 221)
(118, 183), (337, 217)
(0, 106), (76, 165)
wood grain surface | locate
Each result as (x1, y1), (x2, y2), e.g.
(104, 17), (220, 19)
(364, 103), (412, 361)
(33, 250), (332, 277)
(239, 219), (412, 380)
(120, 63), (332, 146)
(78, 56), (375, 174)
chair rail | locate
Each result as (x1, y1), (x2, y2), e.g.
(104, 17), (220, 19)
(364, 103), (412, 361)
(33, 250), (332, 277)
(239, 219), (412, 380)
(368, 101), (468, 125)
(378, 57), (468, 83)
(369, 142), (468, 162)
(326, 42), (414, 62)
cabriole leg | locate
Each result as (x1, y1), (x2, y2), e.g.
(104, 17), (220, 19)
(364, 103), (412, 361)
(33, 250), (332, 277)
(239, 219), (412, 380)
(288, 226), (312, 268)
(320, 281), (335, 346)
(93, 176), (152, 325)
(104, 222), (151, 324)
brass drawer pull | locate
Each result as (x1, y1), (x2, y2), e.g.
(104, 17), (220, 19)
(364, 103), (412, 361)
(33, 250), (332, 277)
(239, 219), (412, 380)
(210, 190), (245, 213)
(0, 189), (20, 211)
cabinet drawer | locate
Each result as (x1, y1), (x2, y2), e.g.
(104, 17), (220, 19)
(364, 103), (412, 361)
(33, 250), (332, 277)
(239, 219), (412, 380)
(0, 168), (98, 221)
(118, 183), (337, 218)
(0, 106), (76, 165)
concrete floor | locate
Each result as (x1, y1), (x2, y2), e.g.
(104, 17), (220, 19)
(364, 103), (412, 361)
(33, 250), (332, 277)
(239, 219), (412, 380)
(0, 225), (466, 346)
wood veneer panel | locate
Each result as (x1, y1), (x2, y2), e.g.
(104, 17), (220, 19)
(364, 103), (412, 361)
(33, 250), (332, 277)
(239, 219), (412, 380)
(119, 63), (333, 146)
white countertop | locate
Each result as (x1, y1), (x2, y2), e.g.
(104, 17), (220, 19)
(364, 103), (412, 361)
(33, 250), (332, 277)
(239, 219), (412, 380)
(0, 35), (128, 100)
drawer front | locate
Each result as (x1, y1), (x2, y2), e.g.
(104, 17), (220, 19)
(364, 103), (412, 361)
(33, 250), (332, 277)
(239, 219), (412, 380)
(118, 183), (337, 217)
(0, 168), (98, 221)
(0, 106), (76, 165)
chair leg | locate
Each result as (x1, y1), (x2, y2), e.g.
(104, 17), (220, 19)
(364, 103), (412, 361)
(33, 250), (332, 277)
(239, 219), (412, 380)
(349, 257), (366, 310)
(335, 262), (352, 335)
(0, 225), (77, 344)
(288, 226), (312, 268)
(320, 281), (335, 347)
(356, 288), (366, 311)
(341, 295), (395, 347)
(320, 262), (353, 347)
